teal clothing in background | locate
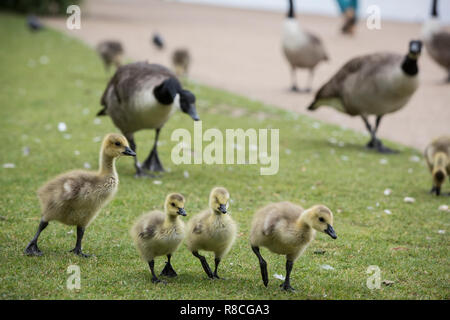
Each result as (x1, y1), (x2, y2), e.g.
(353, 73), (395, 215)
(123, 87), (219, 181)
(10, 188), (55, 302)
(336, 0), (358, 16)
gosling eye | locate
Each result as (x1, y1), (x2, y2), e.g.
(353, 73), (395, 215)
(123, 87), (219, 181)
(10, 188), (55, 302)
(171, 202), (176, 207)
(115, 141), (121, 147)
(319, 217), (325, 223)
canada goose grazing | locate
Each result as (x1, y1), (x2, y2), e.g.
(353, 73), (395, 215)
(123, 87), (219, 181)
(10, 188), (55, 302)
(26, 15), (43, 32)
(172, 48), (191, 77)
(422, 0), (450, 82)
(424, 135), (450, 196)
(152, 33), (165, 50)
(96, 41), (124, 72)
(185, 187), (237, 279)
(250, 203), (337, 291)
(130, 193), (187, 283)
(24, 134), (136, 257)
(308, 40), (422, 153)
(282, 0), (328, 92)
(97, 62), (199, 176)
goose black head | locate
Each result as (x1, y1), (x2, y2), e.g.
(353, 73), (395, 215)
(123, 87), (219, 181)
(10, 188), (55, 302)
(409, 40), (422, 58)
(180, 89), (199, 121)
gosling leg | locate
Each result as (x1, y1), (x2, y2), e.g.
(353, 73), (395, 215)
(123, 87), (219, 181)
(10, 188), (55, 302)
(160, 254), (177, 277)
(430, 185), (441, 196)
(69, 226), (90, 258)
(251, 246), (268, 287)
(148, 260), (165, 284)
(24, 219), (48, 256)
(280, 259), (295, 291)
(142, 128), (164, 172)
(213, 257), (223, 279)
(192, 251), (213, 279)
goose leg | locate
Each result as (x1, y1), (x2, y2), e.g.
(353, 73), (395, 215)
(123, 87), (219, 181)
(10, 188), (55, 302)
(142, 129), (165, 172)
(25, 219), (48, 256)
(148, 260), (165, 284)
(290, 68), (300, 92)
(70, 226), (90, 257)
(280, 259), (295, 291)
(126, 134), (154, 178)
(305, 69), (314, 93)
(251, 246), (268, 287)
(213, 257), (223, 279)
(362, 115), (396, 154)
(160, 254), (177, 277)
(192, 251), (214, 279)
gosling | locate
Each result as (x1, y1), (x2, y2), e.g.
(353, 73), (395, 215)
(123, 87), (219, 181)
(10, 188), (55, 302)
(24, 133), (136, 257)
(131, 193), (187, 284)
(250, 203), (337, 291)
(424, 135), (450, 196)
(185, 187), (237, 279)
(172, 48), (191, 77)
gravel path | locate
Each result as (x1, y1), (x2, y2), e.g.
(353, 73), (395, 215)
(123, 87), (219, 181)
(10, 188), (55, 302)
(44, 0), (450, 151)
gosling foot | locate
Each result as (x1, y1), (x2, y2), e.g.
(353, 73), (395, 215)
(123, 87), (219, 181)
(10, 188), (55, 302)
(160, 263), (178, 278)
(24, 242), (43, 256)
(69, 247), (91, 258)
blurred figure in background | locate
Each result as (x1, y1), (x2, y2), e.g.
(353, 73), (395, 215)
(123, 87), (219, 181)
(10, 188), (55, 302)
(96, 40), (124, 72)
(336, 0), (358, 35)
(172, 48), (191, 77)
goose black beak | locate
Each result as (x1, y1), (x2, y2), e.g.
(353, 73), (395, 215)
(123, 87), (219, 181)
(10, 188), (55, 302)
(188, 104), (200, 121)
(325, 224), (337, 239)
(122, 147), (136, 156)
(177, 207), (187, 216)
(218, 204), (227, 214)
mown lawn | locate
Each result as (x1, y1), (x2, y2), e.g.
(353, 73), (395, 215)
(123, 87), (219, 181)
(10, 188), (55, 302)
(0, 12), (448, 300)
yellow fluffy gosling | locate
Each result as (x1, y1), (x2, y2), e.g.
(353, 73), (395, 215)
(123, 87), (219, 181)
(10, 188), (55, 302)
(424, 135), (450, 196)
(250, 202), (337, 291)
(131, 193), (187, 284)
(185, 187), (237, 279)
(24, 133), (136, 257)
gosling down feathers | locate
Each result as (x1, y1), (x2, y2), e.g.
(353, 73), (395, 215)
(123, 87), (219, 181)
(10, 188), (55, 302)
(308, 40), (422, 153)
(172, 48), (191, 77)
(185, 187), (237, 279)
(422, 0), (450, 82)
(131, 193), (187, 283)
(283, 0), (328, 92)
(97, 62), (200, 177)
(25, 134), (136, 257)
(96, 40), (124, 72)
(250, 203), (337, 291)
(424, 135), (450, 196)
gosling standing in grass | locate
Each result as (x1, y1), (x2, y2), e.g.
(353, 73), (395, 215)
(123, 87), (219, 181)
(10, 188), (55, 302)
(424, 135), (450, 196)
(250, 203), (337, 291)
(186, 187), (237, 279)
(96, 41), (124, 72)
(131, 193), (187, 284)
(25, 134), (136, 257)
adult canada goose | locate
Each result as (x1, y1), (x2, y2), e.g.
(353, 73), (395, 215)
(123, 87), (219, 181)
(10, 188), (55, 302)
(24, 134), (136, 257)
(250, 203), (337, 291)
(185, 187), (237, 279)
(282, 0), (328, 92)
(97, 62), (200, 176)
(26, 15), (43, 32)
(172, 48), (191, 77)
(424, 135), (450, 196)
(130, 193), (187, 283)
(422, 0), (450, 82)
(96, 41), (124, 72)
(308, 40), (422, 153)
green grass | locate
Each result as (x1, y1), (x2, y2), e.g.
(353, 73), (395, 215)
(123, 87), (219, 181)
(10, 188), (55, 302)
(0, 12), (448, 300)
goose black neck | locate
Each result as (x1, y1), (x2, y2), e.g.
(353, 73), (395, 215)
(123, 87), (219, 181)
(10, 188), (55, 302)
(287, 0), (295, 18)
(431, 0), (438, 18)
(401, 55), (418, 77)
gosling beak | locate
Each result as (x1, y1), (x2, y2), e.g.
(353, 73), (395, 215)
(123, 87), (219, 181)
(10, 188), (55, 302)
(218, 204), (227, 214)
(188, 104), (200, 121)
(122, 147), (136, 156)
(325, 224), (337, 239)
(177, 207), (187, 216)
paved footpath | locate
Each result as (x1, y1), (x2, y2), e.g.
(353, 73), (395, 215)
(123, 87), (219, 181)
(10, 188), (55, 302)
(45, 0), (450, 151)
